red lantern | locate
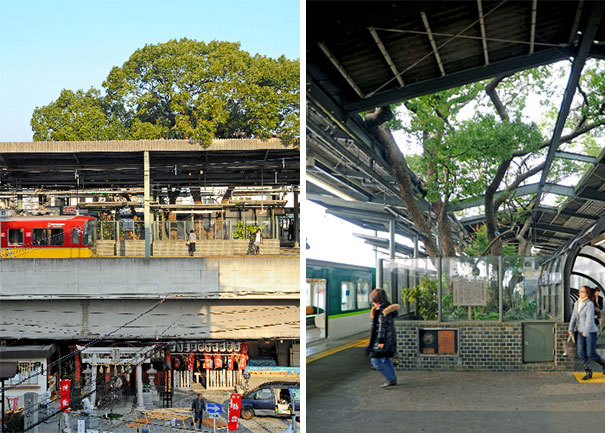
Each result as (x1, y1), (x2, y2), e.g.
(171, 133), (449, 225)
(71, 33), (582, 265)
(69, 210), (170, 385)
(187, 352), (195, 371)
(227, 354), (235, 370)
(241, 343), (248, 355)
(238, 353), (247, 370)
(204, 354), (213, 369)
(214, 354), (223, 369)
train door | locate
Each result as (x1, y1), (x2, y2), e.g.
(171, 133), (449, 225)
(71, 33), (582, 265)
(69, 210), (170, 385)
(306, 278), (327, 342)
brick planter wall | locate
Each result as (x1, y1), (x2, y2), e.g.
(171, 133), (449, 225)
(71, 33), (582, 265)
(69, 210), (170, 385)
(394, 320), (574, 372)
(94, 239), (281, 256)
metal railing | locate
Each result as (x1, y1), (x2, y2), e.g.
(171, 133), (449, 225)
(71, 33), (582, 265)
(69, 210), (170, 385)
(94, 217), (277, 242)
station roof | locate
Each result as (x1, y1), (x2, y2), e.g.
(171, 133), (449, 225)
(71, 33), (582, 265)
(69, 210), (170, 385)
(307, 0), (605, 256)
(0, 138), (299, 189)
(460, 148), (605, 252)
(308, 1), (605, 114)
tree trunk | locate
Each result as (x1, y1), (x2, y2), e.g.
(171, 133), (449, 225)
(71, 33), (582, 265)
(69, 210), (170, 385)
(364, 107), (442, 257)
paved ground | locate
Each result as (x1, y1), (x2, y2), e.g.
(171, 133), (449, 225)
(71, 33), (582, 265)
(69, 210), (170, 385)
(34, 388), (298, 433)
(307, 344), (604, 433)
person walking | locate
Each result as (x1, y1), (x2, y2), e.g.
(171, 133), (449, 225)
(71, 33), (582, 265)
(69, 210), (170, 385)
(187, 229), (197, 257)
(568, 285), (605, 380)
(366, 288), (399, 388)
(254, 228), (263, 255)
(191, 393), (206, 429)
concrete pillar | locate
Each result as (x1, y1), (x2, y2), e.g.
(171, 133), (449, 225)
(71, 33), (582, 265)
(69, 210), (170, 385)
(24, 392), (38, 433)
(136, 364), (144, 409)
(144, 151), (151, 258)
(294, 189), (299, 247)
(91, 365), (97, 407)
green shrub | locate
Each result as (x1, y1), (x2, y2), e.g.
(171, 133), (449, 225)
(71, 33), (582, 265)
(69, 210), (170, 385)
(402, 276), (438, 320)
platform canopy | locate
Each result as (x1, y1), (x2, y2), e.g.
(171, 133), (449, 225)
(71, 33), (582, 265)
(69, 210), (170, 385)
(308, 0), (605, 256)
(0, 138), (299, 189)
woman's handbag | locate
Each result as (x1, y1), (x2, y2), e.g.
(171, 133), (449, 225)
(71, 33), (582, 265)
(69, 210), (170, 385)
(563, 334), (577, 357)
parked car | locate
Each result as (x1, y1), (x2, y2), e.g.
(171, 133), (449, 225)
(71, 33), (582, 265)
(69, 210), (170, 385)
(240, 381), (300, 420)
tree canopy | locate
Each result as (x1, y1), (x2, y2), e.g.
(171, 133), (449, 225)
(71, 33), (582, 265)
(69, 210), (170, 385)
(31, 39), (300, 146)
(366, 59), (605, 257)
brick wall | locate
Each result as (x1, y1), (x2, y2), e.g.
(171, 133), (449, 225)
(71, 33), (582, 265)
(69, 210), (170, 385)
(394, 320), (574, 371)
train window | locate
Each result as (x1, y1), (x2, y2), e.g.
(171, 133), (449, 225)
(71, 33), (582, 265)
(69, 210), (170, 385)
(357, 281), (371, 309)
(49, 229), (64, 246)
(8, 229), (24, 245)
(33, 228), (49, 246)
(72, 228), (80, 244)
(341, 281), (356, 311)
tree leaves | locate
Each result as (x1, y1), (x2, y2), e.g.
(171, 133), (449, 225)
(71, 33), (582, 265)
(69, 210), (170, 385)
(31, 38), (299, 145)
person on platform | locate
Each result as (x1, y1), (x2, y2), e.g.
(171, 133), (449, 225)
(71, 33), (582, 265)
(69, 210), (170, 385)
(187, 230), (197, 257)
(366, 288), (399, 388)
(191, 393), (206, 429)
(254, 228), (263, 255)
(594, 286), (603, 330)
(569, 286), (605, 380)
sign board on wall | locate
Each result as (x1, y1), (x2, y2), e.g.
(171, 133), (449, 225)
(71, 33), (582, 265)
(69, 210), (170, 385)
(452, 277), (486, 306)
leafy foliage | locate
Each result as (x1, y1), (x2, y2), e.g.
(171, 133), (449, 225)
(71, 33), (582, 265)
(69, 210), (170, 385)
(32, 39), (299, 146)
(402, 276), (438, 320)
(232, 221), (261, 239)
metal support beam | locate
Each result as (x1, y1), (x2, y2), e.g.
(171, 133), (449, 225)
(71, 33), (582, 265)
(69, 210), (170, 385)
(389, 218), (395, 260)
(143, 151), (151, 258)
(448, 182), (579, 212)
(529, 0), (537, 54)
(477, 0), (489, 64)
(554, 150), (597, 164)
(534, 222), (580, 236)
(344, 46), (573, 113)
(535, 2), (603, 203)
(318, 42), (365, 98)
(421, 12), (446, 76)
(369, 27), (405, 87)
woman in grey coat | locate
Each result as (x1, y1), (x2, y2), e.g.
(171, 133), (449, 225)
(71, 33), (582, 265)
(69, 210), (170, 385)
(568, 286), (605, 380)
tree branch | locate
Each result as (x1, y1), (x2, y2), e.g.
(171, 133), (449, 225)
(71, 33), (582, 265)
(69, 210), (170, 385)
(485, 76), (510, 122)
(493, 162), (545, 210)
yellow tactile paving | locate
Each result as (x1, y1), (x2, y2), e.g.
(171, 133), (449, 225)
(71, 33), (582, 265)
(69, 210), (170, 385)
(307, 337), (369, 364)
(572, 372), (605, 383)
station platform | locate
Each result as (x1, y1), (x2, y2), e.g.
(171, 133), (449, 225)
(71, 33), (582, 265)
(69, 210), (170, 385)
(307, 337), (604, 433)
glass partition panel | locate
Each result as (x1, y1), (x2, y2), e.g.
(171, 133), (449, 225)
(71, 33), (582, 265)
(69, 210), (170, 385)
(442, 256), (499, 321)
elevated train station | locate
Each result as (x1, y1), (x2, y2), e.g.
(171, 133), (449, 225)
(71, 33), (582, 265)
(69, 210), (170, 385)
(0, 138), (300, 413)
(307, 2), (605, 431)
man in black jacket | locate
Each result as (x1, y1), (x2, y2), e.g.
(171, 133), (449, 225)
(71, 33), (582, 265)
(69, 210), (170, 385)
(192, 393), (206, 429)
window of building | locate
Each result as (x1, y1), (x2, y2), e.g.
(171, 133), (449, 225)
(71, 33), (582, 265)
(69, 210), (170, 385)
(6, 362), (41, 386)
(8, 229), (24, 245)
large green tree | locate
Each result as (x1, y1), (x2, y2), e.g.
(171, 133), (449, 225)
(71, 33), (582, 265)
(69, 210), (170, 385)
(365, 60), (605, 257)
(32, 39), (299, 145)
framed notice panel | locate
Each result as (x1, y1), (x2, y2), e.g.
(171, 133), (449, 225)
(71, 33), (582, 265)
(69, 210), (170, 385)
(418, 329), (458, 355)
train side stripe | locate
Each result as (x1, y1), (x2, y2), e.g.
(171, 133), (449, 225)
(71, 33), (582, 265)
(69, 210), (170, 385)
(328, 309), (372, 319)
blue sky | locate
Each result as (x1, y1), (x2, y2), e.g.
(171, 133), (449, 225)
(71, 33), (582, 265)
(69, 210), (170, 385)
(0, 0), (300, 141)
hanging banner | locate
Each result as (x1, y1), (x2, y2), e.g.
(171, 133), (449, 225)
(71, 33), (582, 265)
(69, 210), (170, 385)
(60, 379), (71, 412)
(187, 352), (195, 371)
(228, 354), (235, 371)
(204, 354), (213, 369)
(238, 354), (247, 370)
(214, 354), (223, 369)
(228, 393), (241, 431)
(241, 343), (248, 355)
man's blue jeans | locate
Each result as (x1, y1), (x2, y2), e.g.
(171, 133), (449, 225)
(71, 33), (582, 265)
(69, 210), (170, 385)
(577, 331), (604, 370)
(371, 357), (397, 382)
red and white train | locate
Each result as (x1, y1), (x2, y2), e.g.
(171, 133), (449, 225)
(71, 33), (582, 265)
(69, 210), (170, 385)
(0, 213), (95, 258)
